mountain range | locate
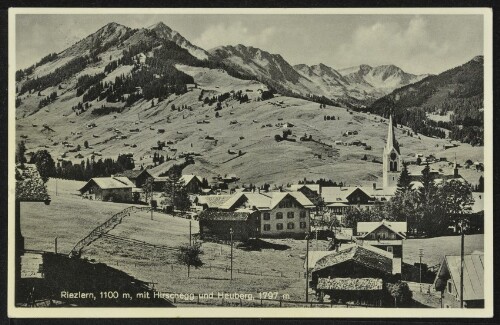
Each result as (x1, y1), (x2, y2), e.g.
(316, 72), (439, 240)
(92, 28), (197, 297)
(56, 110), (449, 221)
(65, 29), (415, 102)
(15, 21), (484, 184)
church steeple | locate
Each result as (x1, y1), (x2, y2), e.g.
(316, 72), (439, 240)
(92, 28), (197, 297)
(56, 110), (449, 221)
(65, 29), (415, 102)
(386, 115), (400, 154)
(383, 114), (402, 189)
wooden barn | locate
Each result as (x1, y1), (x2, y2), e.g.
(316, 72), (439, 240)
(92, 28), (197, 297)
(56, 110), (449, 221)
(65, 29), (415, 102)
(79, 177), (136, 202)
(311, 245), (397, 306)
(198, 209), (260, 241)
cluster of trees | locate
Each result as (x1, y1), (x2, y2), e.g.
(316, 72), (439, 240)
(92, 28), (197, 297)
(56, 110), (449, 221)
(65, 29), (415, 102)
(76, 73), (106, 96)
(261, 90), (274, 101)
(91, 105), (124, 116)
(298, 178), (345, 187)
(38, 91), (58, 109)
(15, 52), (58, 82)
(71, 102), (92, 115)
(161, 168), (191, 212)
(232, 90), (249, 103)
(19, 55), (100, 95)
(54, 154), (135, 181)
(343, 163), (475, 236)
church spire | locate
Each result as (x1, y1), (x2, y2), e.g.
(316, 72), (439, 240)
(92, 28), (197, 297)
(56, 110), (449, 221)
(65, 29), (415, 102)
(386, 115), (400, 154)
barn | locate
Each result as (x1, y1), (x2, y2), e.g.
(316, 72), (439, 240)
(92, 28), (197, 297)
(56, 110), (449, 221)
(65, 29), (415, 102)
(311, 245), (398, 306)
(198, 209), (260, 241)
(79, 177), (136, 202)
(115, 169), (153, 188)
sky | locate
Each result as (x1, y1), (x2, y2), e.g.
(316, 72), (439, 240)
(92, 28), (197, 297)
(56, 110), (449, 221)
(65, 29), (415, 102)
(15, 14), (484, 75)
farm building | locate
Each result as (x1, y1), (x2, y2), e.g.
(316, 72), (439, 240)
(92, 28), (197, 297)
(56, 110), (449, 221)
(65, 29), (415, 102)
(218, 191), (315, 238)
(79, 177), (137, 202)
(115, 169), (153, 188)
(433, 254), (484, 308)
(311, 244), (399, 306)
(198, 209), (260, 241)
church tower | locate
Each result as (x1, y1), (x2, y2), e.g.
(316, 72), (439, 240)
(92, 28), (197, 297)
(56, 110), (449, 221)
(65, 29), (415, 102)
(383, 115), (402, 189)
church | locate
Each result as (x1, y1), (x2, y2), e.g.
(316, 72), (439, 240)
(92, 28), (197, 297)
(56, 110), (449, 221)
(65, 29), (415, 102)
(322, 115), (402, 218)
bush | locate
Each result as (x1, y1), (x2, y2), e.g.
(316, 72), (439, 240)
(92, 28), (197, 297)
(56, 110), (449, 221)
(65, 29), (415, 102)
(274, 134), (282, 142)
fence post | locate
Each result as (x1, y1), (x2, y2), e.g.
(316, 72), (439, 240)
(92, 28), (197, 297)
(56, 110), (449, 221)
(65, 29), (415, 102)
(279, 297), (282, 307)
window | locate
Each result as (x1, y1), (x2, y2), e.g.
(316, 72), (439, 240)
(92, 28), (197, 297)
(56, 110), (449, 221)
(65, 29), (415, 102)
(263, 212), (270, 220)
(447, 281), (453, 294)
(287, 222), (295, 230)
(300, 222), (307, 229)
(276, 212), (283, 219)
(263, 224), (271, 231)
(287, 212), (294, 219)
(300, 211), (307, 218)
(276, 223), (283, 230)
(387, 246), (393, 253)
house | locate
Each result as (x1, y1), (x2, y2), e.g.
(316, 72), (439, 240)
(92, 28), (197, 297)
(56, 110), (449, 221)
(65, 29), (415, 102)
(289, 184), (322, 205)
(115, 169), (153, 188)
(181, 174), (203, 194)
(79, 177), (136, 202)
(311, 245), (398, 306)
(355, 220), (406, 268)
(218, 191), (315, 238)
(433, 254), (484, 308)
(322, 187), (375, 218)
(198, 209), (260, 241)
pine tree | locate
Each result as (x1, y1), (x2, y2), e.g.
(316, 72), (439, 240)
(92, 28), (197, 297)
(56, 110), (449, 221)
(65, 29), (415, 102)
(396, 162), (411, 193)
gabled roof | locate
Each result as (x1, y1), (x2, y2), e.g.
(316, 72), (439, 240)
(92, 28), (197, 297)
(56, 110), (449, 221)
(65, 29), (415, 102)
(181, 174), (203, 185)
(199, 209), (256, 221)
(79, 177), (135, 192)
(219, 191), (314, 210)
(322, 186), (373, 204)
(357, 220), (407, 237)
(434, 254), (484, 301)
(289, 184), (320, 194)
(312, 245), (393, 275)
(115, 169), (151, 180)
(16, 164), (50, 202)
(195, 195), (232, 209)
(317, 277), (383, 291)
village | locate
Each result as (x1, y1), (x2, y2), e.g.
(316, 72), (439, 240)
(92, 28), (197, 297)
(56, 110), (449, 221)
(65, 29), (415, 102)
(15, 115), (485, 308)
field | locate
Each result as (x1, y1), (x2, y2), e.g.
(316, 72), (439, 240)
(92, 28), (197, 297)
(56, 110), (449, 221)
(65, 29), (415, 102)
(20, 179), (484, 306)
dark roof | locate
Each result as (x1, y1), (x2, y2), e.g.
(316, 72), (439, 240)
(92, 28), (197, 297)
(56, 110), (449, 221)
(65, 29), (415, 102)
(115, 169), (150, 179)
(199, 209), (256, 221)
(16, 164), (50, 202)
(317, 277), (383, 291)
(312, 245), (393, 275)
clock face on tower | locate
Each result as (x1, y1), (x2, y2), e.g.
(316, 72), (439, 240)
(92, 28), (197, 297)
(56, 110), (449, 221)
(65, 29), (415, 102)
(390, 152), (397, 161)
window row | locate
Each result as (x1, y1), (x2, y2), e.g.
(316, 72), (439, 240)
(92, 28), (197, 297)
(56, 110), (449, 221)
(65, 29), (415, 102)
(263, 222), (307, 231)
(262, 211), (307, 220)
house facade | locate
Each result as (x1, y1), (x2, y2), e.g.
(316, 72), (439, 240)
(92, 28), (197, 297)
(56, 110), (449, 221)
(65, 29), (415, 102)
(433, 254), (484, 308)
(79, 177), (136, 202)
(115, 169), (153, 188)
(218, 191), (315, 238)
(356, 221), (406, 255)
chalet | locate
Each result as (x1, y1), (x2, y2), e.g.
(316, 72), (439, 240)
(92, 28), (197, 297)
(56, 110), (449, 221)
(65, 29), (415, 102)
(218, 191), (315, 238)
(79, 177), (136, 202)
(199, 209), (260, 241)
(433, 254), (484, 308)
(322, 187), (375, 219)
(311, 245), (398, 306)
(115, 169), (153, 188)
(356, 220), (406, 270)
(181, 174), (203, 194)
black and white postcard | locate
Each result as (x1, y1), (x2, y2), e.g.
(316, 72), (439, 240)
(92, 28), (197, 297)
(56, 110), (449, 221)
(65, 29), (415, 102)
(7, 7), (493, 318)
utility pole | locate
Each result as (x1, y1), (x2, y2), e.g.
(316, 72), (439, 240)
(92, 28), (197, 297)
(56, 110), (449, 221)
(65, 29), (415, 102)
(55, 178), (58, 196)
(315, 228), (318, 250)
(305, 233), (310, 303)
(419, 248), (424, 292)
(150, 182), (153, 221)
(230, 228), (234, 281)
(54, 237), (58, 254)
(189, 220), (192, 246)
(460, 221), (465, 308)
